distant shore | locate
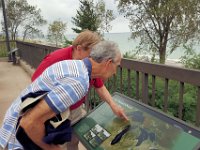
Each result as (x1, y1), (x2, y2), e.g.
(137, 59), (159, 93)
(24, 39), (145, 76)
(165, 59), (183, 67)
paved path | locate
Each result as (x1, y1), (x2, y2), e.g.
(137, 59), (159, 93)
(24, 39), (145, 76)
(0, 58), (86, 150)
(0, 59), (31, 126)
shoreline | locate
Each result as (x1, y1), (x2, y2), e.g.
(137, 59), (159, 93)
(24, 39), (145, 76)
(135, 55), (184, 68)
(165, 59), (183, 67)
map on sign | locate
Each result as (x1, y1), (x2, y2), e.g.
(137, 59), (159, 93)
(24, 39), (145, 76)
(73, 93), (200, 150)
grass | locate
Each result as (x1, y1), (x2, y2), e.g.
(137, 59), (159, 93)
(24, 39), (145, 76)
(0, 41), (16, 57)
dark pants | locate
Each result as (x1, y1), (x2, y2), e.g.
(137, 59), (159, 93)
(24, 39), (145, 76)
(16, 126), (42, 150)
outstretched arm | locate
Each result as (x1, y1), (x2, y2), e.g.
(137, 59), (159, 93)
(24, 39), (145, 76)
(95, 85), (129, 121)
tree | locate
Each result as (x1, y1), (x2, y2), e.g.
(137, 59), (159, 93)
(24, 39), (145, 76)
(96, 0), (115, 34)
(117, 0), (200, 64)
(22, 25), (44, 41)
(22, 9), (46, 41)
(72, 0), (115, 34)
(180, 44), (200, 70)
(4, 0), (46, 40)
(72, 0), (99, 33)
(0, 1), (3, 34)
(47, 20), (67, 47)
(1, 0), (12, 61)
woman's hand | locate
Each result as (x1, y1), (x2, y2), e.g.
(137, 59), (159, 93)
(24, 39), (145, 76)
(110, 102), (129, 121)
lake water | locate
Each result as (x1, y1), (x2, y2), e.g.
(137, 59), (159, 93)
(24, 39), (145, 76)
(66, 32), (200, 61)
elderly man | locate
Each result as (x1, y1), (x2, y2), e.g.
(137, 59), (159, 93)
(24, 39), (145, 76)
(0, 41), (128, 150)
(31, 30), (127, 150)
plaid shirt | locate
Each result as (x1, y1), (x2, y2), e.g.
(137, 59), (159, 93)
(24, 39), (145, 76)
(0, 59), (91, 150)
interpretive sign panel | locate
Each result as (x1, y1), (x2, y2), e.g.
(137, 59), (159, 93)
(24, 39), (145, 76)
(73, 92), (200, 150)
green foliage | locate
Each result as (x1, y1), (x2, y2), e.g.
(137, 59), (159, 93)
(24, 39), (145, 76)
(123, 52), (137, 59)
(72, 0), (115, 34)
(182, 85), (197, 123)
(180, 44), (200, 70)
(0, 41), (16, 57)
(0, 47), (8, 57)
(47, 20), (67, 47)
(0, 35), (5, 40)
(72, 0), (99, 33)
(62, 36), (73, 47)
(4, 0), (46, 40)
(117, 0), (200, 64)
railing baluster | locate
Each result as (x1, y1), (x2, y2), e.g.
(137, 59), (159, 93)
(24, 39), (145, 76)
(164, 78), (169, 112)
(196, 86), (200, 126)
(127, 69), (131, 97)
(151, 75), (156, 106)
(142, 73), (148, 104)
(136, 71), (139, 100)
(85, 93), (90, 113)
(108, 76), (112, 92)
(113, 74), (116, 92)
(178, 82), (184, 119)
(107, 78), (110, 90)
(120, 67), (123, 94)
(89, 90), (92, 111)
(93, 87), (96, 107)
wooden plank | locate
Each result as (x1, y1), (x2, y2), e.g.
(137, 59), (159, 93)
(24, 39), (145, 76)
(136, 71), (139, 100)
(196, 87), (200, 126)
(120, 67), (123, 93)
(127, 69), (131, 97)
(151, 75), (156, 107)
(163, 78), (169, 112)
(178, 82), (184, 119)
(142, 73), (148, 104)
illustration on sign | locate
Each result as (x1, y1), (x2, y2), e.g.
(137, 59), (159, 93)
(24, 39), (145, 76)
(83, 124), (111, 148)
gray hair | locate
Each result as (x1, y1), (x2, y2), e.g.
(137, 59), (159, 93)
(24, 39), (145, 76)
(89, 41), (121, 63)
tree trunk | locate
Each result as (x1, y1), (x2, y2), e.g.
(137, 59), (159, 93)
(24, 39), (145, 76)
(14, 26), (18, 40)
(1, 0), (11, 61)
(11, 32), (14, 40)
(159, 47), (166, 64)
(159, 33), (168, 64)
(23, 29), (28, 41)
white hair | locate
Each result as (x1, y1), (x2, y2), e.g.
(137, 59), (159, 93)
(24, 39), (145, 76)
(89, 41), (121, 63)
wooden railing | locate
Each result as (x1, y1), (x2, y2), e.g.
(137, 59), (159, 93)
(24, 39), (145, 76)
(15, 41), (200, 127)
(119, 59), (200, 126)
(16, 41), (59, 68)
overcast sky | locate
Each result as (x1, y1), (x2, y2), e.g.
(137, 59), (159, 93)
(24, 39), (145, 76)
(24, 0), (130, 34)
